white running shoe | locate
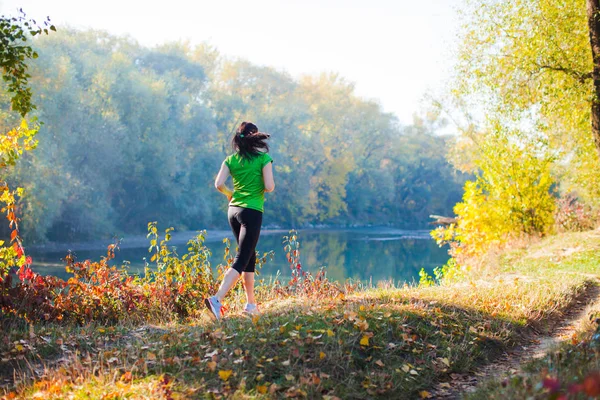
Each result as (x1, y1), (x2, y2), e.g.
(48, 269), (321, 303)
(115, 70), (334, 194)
(243, 303), (260, 316)
(205, 296), (222, 320)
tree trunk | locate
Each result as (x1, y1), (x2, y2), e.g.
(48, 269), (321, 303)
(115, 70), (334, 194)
(587, 0), (600, 157)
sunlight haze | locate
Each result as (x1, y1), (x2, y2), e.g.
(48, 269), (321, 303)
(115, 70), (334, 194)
(1, 0), (462, 124)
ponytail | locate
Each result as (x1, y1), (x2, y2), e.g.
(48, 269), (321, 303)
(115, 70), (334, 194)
(232, 121), (270, 159)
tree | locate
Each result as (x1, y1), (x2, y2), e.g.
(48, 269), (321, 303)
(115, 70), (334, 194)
(0, 10), (53, 281)
(587, 0), (600, 156)
(452, 0), (600, 205)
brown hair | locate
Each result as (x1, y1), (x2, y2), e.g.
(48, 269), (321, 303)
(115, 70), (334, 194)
(232, 121), (270, 159)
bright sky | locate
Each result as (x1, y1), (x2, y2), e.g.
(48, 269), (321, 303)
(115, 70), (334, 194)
(1, 0), (463, 124)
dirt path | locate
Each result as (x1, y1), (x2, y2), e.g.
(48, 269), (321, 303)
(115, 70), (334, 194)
(430, 281), (600, 399)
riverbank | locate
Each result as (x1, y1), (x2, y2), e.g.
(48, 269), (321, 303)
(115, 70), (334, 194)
(27, 227), (434, 253)
(27, 228), (446, 284)
(2, 229), (600, 399)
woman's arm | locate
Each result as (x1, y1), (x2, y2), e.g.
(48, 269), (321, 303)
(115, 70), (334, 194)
(262, 162), (275, 192)
(215, 162), (233, 200)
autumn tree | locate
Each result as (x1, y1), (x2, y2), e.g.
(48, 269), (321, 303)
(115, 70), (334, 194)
(0, 10), (54, 280)
(451, 0), (600, 206)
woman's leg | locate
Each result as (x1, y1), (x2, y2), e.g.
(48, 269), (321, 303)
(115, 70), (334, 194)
(208, 207), (262, 318)
(242, 272), (256, 305)
(214, 207), (243, 301)
(230, 208), (262, 275)
(233, 209), (262, 307)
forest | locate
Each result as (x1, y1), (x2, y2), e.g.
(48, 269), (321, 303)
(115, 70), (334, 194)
(1, 29), (465, 243)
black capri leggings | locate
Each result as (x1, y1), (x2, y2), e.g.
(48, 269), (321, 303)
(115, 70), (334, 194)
(228, 206), (263, 274)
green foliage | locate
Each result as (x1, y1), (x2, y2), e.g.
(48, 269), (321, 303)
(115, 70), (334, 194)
(0, 10), (53, 289)
(0, 9), (54, 117)
(419, 258), (463, 287)
(418, 268), (435, 287)
(452, 0), (600, 207)
(1, 29), (466, 242)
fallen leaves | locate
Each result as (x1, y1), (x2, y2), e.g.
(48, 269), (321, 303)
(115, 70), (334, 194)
(218, 370), (233, 381)
(257, 384), (268, 394)
(207, 361), (217, 371)
(120, 371), (133, 383)
(360, 331), (374, 347)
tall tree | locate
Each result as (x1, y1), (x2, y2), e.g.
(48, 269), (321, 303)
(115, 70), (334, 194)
(587, 0), (600, 156)
(452, 0), (600, 205)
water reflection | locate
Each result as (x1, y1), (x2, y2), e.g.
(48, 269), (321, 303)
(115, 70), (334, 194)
(29, 229), (450, 284)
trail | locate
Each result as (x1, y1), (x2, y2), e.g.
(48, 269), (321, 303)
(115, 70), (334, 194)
(430, 280), (600, 399)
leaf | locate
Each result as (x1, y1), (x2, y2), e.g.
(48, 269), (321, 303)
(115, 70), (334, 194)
(285, 374), (294, 381)
(419, 391), (432, 398)
(360, 335), (369, 346)
(257, 385), (268, 394)
(207, 361), (217, 371)
(15, 344), (24, 352)
(440, 357), (451, 367)
(281, 359), (291, 366)
(355, 320), (369, 331)
(147, 352), (156, 360)
(327, 329), (334, 337)
(319, 351), (326, 360)
(375, 359), (384, 367)
(219, 369), (233, 381)
(121, 371), (133, 383)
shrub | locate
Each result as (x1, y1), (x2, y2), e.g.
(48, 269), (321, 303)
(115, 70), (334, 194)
(554, 194), (598, 232)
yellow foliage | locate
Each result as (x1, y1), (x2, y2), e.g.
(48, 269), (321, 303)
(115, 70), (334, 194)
(434, 128), (556, 259)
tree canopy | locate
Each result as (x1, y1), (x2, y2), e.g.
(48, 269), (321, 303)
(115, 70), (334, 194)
(1, 29), (465, 243)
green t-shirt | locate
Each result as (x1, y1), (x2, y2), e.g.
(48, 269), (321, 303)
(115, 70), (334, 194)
(224, 152), (273, 212)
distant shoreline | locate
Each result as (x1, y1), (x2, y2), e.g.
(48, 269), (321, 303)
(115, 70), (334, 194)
(28, 227), (434, 253)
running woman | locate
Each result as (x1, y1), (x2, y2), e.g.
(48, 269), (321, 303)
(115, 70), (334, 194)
(205, 122), (275, 320)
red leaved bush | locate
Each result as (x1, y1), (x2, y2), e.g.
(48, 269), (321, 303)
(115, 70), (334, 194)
(1, 224), (229, 324)
(2, 225), (347, 324)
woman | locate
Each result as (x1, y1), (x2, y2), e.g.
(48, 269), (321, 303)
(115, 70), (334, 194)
(205, 122), (275, 320)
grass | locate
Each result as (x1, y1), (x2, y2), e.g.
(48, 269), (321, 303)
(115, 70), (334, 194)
(463, 295), (600, 400)
(2, 229), (600, 399)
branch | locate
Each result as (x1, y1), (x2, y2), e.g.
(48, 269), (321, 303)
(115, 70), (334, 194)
(535, 63), (593, 83)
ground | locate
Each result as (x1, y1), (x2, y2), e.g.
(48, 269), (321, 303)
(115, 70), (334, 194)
(2, 229), (600, 399)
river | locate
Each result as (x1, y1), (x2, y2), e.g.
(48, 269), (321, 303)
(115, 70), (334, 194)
(28, 228), (450, 284)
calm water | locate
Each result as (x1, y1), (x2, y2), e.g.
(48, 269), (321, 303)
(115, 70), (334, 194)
(28, 228), (449, 284)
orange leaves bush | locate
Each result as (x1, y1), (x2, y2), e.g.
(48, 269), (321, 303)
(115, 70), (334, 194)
(1, 225), (345, 324)
(1, 223), (228, 324)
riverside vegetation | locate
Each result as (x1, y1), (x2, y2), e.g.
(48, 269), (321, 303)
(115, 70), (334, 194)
(1, 227), (600, 399)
